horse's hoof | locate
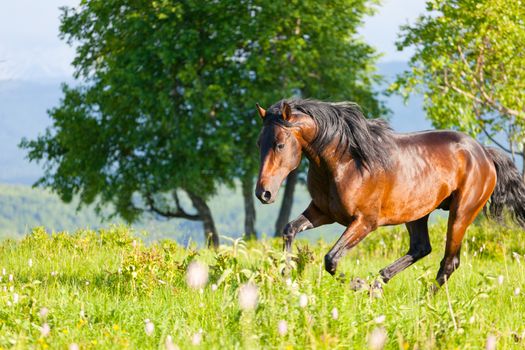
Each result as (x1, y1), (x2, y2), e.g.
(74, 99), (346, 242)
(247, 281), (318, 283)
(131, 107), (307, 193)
(324, 255), (337, 275)
(336, 272), (347, 283)
(349, 277), (367, 291)
(429, 282), (440, 295)
(369, 280), (384, 298)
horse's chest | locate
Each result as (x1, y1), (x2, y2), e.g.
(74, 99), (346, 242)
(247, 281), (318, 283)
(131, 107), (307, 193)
(307, 177), (354, 224)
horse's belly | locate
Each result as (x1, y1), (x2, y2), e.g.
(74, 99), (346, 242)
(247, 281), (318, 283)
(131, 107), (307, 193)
(380, 182), (454, 225)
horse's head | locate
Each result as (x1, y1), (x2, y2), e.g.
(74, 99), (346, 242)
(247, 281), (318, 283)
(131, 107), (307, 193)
(255, 101), (307, 204)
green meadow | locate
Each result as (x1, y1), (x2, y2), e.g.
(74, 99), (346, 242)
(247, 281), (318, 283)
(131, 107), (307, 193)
(0, 220), (523, 349)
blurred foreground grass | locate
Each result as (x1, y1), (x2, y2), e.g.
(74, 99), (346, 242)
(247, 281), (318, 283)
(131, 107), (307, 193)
(0, 220), (524, 349)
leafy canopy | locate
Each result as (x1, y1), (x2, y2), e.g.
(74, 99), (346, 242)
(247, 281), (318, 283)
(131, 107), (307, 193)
(392, 0), (525, 147)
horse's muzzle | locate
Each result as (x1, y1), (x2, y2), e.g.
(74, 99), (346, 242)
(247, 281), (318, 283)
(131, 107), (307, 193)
(255, 187), (274, 204)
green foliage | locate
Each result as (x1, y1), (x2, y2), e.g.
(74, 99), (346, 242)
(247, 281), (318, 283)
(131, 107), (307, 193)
(392, 0), (525, 148)
(0, 222), (524, 348)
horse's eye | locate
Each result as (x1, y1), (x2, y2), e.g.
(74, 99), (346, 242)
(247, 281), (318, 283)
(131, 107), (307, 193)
(276, 143), (285, 150)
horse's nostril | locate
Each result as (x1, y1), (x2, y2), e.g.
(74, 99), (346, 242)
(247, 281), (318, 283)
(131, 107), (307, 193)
(262, 191), (272, 201)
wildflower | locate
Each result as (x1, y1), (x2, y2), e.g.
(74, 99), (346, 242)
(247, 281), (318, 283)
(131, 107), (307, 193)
(69, 343), (80, 350)
(41, 323), (51, 337)
(8, 274), (13, 282)
(512, 252), (521, 265)
(485, 334), (497, 350)
(374, 315), (386, 324)
(13, 293), (19, 304)
(144, 319), (154, 336)
(331, 307), (339, 320)
(28, 259), (33, 268)
(299, 294), (308, 308)
(192, 332), (202, 345)
(285, 278), (292, 286)
(132, 240), (137, 248)
(186, 261), (209, 289)
(211, 284), (218, 291)
(278, 320), (288, 336)
(165, 335), (179, 350)
(39, 307), (49, 319)
(469, 316), (475, 324)
(238, 282), (258, 311)
(368, 327), (387, 350)
(80, 309), (85, 318)
(514, 287), (521, 296)
(1, 268), (5, 275)
(51, 271), (57, 277)
(497, 275), (504, 285)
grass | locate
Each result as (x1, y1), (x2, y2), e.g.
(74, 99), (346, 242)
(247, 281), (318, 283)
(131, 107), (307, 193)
(0, 220), (524, 349)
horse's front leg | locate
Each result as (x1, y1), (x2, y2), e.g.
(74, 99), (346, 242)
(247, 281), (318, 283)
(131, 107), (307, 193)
(283, 201), (333, 253)
(325, 216), (374, 275)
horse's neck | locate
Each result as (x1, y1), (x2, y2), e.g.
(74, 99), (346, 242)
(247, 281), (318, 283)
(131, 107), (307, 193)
(302, 141), (349, 179)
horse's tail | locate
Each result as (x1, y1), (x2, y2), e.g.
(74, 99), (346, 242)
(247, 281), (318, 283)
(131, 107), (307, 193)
(485, 147), (525, 228)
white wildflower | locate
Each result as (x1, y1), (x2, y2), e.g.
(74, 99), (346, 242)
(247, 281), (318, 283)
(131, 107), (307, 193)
(211, 283), (218, 291)
(39, 307), (49, 319)
(41, 323), (51, 337)
(331, 307), (339, 320)
(299, 294), (308, 308)
(28, 259), (33, 268)
(238, 282), (258, 311)
(192, 332), (202, 345)
(69, 343), (80, 350)
(144, 319), (154, 336)
(8, 274), (13, 282)
(278, 320), (288, 336)
(497, 275), (504, 285)
(186, 261), (209, 289)
(13, 293), (19, 304)
(485, 334), (497, 350)
(514, 287), (521, 296)
(165, 335), (180, 350)
(368, 327), (387, 350)
(374, 315), (386, 324)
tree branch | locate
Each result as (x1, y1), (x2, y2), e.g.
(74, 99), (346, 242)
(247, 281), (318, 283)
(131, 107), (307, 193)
(144, 193), (201, 221)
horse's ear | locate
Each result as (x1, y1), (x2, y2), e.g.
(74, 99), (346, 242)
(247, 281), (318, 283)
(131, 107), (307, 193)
(281, 101), (292, 121)
(256, 103), (266, 119)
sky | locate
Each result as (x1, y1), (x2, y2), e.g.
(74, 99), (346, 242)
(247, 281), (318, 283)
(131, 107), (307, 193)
(0, 0), (427, 81)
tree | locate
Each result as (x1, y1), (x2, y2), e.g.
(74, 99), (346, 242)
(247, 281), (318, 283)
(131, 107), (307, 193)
(21, 1), (250, 247)
(392, 0), (525, 177)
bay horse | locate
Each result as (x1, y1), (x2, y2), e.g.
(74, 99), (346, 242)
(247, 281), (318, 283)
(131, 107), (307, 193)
(255, 99), (525, 287)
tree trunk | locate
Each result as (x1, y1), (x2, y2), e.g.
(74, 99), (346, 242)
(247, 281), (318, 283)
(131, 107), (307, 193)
(187, 191), (219, 248)
(274, 169), (299, 237)
(522, 147), (525, 183)
(242, 175), (257, 240)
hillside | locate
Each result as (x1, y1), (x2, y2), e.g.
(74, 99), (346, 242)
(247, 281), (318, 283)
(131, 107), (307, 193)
(0, 183), (345, 244)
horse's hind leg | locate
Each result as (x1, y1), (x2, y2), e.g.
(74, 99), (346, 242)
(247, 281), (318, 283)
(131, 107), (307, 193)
(379, 215), (431, 283)
(436, 192), (489, 287)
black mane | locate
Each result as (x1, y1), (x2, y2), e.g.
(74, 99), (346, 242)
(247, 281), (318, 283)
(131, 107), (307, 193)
(267, 99), (394, 171)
